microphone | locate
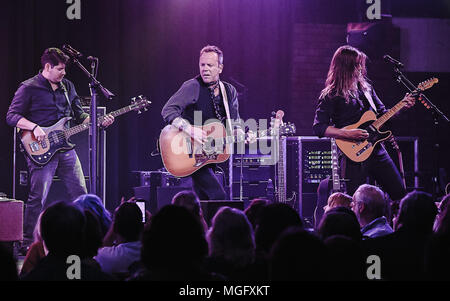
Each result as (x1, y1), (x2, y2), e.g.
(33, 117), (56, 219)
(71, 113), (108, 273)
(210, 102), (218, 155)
(62, 44), (83, 58)
(383, 55), (404, 68)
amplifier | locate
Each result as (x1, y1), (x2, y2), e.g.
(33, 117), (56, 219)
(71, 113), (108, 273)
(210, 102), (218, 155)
(130, 170), (192, 188)
(285, 137), (332, 225)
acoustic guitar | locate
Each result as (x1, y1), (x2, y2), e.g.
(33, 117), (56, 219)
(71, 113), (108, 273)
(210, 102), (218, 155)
(159, 117), (296, 178)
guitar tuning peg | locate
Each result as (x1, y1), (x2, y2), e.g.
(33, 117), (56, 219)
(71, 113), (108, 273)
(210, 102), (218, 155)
(137, 110), (142, 114)
(144, 108), (148, 112)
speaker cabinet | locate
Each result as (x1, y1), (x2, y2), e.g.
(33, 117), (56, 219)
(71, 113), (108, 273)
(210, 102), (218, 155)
(13, 107), (106, 206)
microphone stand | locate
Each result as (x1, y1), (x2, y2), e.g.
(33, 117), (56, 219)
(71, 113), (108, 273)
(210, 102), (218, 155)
(68, 55), (114, 196)
(393, 67), (449, 199)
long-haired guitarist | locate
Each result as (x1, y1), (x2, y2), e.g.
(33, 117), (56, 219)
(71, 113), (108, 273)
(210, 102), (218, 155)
(161, 45), (242, 200)
(6, 47), (114, 253)
(312, 45), (415, 202)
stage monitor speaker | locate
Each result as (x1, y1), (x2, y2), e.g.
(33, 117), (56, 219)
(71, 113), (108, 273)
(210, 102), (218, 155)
(13, 107), (106, 207)
(200, 200), (245, 226)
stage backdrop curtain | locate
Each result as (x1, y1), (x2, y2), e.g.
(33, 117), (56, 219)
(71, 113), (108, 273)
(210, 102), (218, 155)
(0, 0), (295, 209)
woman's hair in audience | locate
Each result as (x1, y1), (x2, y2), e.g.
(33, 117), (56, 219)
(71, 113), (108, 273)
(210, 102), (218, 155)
(74, 194), (112, 237)
(327, 192), (352, 210)
(269, 227), (328, 280)
(254, 203), (303, 255)
(318, 206), (362, 241)
(397, 191), (437, 234)
(244, 198), (270, 230)
(207, 207), (255, 267)
(82, 209), (103, 258)
(172, 190), (202, 216)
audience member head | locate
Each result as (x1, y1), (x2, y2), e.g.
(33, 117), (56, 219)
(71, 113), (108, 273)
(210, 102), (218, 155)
(318, 207), (362, 241)
(244, 198), (270, 230)
(396, 191), (437, 235)
(141, 205), (208, 271)
(207, 207), (255, 268)
(40, 202), (86, 257)
(82, 209), (103, 259)
(436, 200), (450, 234)
(269, 227), (328, 280)
(74, 194), (112, 237)
(171, 190), (207, 231)
(113, 202), (144, 242)
(254, 203), (303, 256)
(33, 212), (44, 243)
(0, 244), (18, 281)
(324, 192), (352, 213)
(434, 194), (450, 232)
(324, 235), (365, 280)
(352, 184), (387, 227)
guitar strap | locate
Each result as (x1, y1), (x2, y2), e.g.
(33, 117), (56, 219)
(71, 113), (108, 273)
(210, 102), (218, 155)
(219, 81), (233, 132)
(363, 89), (378, 114)
(60, 82), (75, 118)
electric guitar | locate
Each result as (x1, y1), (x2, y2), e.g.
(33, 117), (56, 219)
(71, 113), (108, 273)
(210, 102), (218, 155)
(272, 110), (297, 210)
(335, 78), (438, 162)
(159, 115), (296, 178)
(20, 95), (151, 165)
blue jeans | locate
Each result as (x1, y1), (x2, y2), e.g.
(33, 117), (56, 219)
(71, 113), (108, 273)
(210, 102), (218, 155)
(23, 149), (87, 244)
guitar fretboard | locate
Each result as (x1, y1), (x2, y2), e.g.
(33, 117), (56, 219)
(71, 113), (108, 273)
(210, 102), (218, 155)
(372, 100), (406, 129)
(277, 137), (286, 203)
(331, 138), (341, 192)
(64, 105), (136, 138)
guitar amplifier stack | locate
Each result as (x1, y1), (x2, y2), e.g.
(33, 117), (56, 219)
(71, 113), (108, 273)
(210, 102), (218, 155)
(285, 137), (332, 225)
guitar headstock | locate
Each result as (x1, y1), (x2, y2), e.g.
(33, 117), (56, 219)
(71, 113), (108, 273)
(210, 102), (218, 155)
(269, 110), (296, 136)
(417, 77), (438, 92)
(387, 136), (400, 151)
(279, 122), (296, 136)
(131, 95), (151, 114)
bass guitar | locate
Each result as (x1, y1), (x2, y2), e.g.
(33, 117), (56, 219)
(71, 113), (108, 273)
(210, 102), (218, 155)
(272, 110), (297, 210)
(335, 78), (438, 162)
(315, 138), (345, 228)
(20, 95), (151, 165)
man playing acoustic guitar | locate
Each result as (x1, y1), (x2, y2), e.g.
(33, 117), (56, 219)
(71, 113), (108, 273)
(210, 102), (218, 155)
(313, 45), (415, 202)
(6, 48), (114, 253)
(161, 45), (244, 200)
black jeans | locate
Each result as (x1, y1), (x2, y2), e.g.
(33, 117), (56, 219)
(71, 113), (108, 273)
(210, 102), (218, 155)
(341, 144), (406, 201)
(190, 165), (227, 200)
(23, 149), (87, 244)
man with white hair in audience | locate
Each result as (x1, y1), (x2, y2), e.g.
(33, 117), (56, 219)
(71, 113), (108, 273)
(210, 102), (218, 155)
(351, 184), (393, 238)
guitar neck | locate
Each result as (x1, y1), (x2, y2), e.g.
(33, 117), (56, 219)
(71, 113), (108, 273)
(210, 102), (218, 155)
(372, 99), (406, 129)
(330, 138), (341, 192)
(277, 137), (286, 203)
(65, 105), (136, 138)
